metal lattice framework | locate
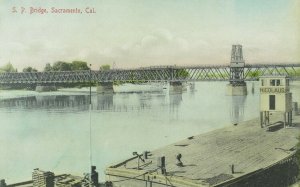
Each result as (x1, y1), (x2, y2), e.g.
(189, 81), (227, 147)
(0, 63), (299, 85)
(230, 45), (246, 86)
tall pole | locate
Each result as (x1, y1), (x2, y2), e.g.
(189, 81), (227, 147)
(90, 64), (92, 105)
(89, 64), (92, 187)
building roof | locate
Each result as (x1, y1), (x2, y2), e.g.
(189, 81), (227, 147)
(259, 75), (289, 78)
(107, 114), (299, 186)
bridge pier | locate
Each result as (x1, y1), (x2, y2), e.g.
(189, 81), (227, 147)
(169, 81), (183, 93)
(96, 82), (114, 94)
(226, 84), (247, 96)
(227, 45), (247, 96)
(35, 85), (57, 92)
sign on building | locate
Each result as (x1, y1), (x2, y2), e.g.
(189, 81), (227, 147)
(259, 76), (292, 128)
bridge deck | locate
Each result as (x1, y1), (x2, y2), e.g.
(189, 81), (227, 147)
(106, 113), (300, 186)
(0, 63), (299, 84)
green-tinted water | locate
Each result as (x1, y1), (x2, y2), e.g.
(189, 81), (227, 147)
(0, 81), (298, 184)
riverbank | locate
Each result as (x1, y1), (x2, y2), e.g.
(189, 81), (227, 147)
(106, 113), (300, 187)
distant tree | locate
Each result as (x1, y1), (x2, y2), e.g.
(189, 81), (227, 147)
(44, 63), (52, 72)
(44, 61), (90, 72)
(71, 61), (90, 70)
(175, 69), (189, 78)
(248, 71), (260, 78)
(100, 64), (110, 71)
(52, 61), (72, 71)
(0, 63), (17, 73)
(23, 66), (38, 72)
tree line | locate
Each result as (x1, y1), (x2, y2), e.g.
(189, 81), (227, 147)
(0, 61), (111, 73)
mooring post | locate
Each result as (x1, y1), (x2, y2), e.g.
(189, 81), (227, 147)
(231, 164), (235, 174)
(260, 112), (263, 128)
(284, 112), (287, 128)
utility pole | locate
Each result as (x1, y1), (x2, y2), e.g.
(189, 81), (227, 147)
(89, 64), (92, 187)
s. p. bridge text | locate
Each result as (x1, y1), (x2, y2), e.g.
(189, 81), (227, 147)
(11, 6), (96, 15)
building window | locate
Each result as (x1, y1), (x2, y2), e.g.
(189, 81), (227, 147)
(270, 79), (276, 86)
(270, 79), (280, 86)
(276, 79), (281, 86)
(261, 79), (264, 86)
(286, 79), (289, 86)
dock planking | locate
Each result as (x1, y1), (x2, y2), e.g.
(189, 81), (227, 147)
(106, 113), (300, 186)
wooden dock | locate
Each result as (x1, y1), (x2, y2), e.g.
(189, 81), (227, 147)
(106, 114), (300, 187)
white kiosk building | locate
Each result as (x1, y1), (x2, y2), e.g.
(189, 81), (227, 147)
(259, 75), (292, 128)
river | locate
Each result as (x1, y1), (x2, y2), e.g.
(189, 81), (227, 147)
(0, 81), (299, 184)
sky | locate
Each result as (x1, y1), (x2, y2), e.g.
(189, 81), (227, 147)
(0, 0), (299, 70)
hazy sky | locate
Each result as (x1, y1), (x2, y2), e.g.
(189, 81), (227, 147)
(0, 0), (299, 70)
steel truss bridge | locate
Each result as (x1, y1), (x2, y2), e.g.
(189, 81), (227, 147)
(0, 63), (299, 85)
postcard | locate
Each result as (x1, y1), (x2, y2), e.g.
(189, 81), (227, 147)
(0, 1), (299, 187)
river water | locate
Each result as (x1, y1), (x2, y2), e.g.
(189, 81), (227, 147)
(0, 81), (299, 184)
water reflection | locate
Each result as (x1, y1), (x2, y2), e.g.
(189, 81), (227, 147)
(137, 94), (153, 110)
(169, 92), (182, 107)
(95, 94), (113, 111)
(0, 93), (169, 112)
(189, 82), (196, 93)
(0, 89), (248, 123)
(169, 91), (183, 120)
(0, 95), (89, 111)
(230, 96), (246, 124)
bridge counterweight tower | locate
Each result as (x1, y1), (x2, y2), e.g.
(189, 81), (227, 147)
(227, 45), (247, 95)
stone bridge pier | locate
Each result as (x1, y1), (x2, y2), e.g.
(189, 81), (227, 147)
(35, 84), (57, 92)
(169, 81), (184, 93)
(96, 82), (114, 94)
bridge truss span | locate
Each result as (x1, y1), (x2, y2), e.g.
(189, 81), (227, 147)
(0, 63), (299, 85)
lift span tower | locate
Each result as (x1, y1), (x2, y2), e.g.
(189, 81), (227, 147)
(227, 45), (247, 95)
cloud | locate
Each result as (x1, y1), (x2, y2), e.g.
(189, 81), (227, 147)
(98, 28), (202, 67)
(1, 0), (299, 71)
